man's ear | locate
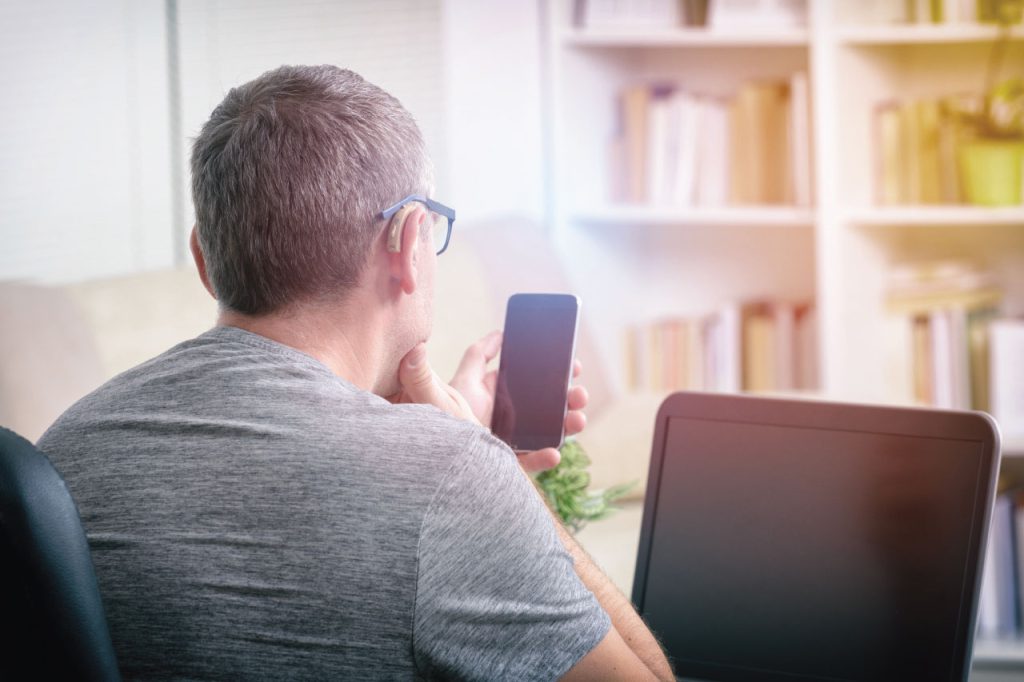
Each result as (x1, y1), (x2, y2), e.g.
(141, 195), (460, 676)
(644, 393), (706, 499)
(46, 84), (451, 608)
(386, 207), (424, 295)
(189, 226), (217, 300)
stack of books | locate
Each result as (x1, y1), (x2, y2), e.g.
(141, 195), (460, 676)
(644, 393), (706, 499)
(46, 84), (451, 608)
(610, 75), (813, 208)
(873, 94), (981, 206)
(886, 261), (1002, 410)
(624, 301), (817, 393)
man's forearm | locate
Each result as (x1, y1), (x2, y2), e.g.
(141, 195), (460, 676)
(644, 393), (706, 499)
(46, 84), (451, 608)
(550, 509), (674, 681)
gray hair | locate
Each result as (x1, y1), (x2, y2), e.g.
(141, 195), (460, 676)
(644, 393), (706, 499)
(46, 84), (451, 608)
(191, 65), (432, 315)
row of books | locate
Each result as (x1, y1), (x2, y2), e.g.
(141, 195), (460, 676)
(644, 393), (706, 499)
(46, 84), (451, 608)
(874, 94), (982, 206)
(574, 0), (1017, 30)
(887, 261), (1002, 409)
(623, 301), (817, 393)
(979, 490), (1024, 637)
(611, 75), (812, 207)
(575, 0), (805, 29)
(877, 0), (1024, 24)
(886, 262), (1024, 440)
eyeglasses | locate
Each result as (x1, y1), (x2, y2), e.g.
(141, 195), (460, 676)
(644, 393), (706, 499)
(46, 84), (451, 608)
(380, 194), (456, 256)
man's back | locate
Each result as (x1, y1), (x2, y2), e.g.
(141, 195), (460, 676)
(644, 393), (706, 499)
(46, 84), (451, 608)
(38, 326), (608, 680)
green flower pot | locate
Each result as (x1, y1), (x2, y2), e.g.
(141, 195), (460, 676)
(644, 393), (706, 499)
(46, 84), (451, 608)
(958, 140), (1024, 206)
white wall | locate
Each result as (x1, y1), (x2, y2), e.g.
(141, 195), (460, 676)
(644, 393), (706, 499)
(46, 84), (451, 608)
(0, 0), (173, 283)
(440, 0), (546, 224)
(1, 0), (484, 284)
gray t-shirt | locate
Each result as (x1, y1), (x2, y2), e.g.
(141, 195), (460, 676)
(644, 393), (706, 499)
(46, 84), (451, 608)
(37, 326), (609, 680)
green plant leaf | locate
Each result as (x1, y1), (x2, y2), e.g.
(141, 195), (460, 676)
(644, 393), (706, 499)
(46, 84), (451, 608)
(535, 439), (638, 533)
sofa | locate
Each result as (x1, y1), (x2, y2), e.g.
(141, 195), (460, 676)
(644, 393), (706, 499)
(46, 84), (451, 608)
(0, 220), (663, 499)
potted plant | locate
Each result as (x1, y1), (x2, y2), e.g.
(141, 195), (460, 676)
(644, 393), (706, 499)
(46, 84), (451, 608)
(536, 439), (636, 534)
(955, 2), (1024, 206)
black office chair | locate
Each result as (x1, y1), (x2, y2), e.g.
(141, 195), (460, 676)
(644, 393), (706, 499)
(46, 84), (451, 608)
(0, 427), (120, 681)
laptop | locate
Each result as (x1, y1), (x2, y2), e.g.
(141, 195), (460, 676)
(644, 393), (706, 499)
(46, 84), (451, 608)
(632, 392), (1001, 682)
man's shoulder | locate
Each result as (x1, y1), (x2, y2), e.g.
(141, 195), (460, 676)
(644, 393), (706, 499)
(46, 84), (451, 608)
(36, 326), (505, 488)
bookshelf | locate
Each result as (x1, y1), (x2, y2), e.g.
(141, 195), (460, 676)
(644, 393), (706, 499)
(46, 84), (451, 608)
(562, 27), (810, 47)
(545, 0), (1024, 670)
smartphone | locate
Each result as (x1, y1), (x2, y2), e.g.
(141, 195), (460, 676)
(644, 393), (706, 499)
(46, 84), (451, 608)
(491, 293), (580, 451)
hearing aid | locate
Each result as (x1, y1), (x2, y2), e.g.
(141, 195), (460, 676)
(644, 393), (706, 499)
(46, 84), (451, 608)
(386, 203), (421, 253)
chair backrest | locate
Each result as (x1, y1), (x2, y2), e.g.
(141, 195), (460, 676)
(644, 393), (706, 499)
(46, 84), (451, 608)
(0, 427), (120, 681)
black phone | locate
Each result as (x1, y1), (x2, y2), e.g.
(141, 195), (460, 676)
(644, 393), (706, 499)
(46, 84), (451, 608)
(491, 293), (580, 452)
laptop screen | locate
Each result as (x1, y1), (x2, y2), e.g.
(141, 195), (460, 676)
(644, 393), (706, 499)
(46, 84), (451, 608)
(634, 401), (997, 682)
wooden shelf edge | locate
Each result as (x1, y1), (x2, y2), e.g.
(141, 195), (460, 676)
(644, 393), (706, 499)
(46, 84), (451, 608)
(570, 205), (816, 227)
(561, 27), (809, 47)
(845, 206), (1024, 227)
(836, 23), (1023, 45)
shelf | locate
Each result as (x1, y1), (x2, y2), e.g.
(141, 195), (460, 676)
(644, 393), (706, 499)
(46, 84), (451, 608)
(571, 205), (816, 227)
(974, 637), (1024, 665)
(836, 23), (1022, 45)
(845, 206), (1024, 228)
(561, 27), (809, 48)
(1006, 438), (1024, 459)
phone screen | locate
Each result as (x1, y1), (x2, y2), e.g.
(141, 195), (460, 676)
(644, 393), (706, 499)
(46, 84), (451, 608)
(492, 293), (580, 451)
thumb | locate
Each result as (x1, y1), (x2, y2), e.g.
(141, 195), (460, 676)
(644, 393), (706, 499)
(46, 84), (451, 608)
(399, 344), (443, 402)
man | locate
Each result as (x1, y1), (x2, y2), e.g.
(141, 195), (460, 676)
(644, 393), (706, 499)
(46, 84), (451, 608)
(38, 65), (672, 680)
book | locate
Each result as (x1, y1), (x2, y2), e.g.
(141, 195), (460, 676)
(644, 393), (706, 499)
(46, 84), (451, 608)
(983, 494), (1020, 636)
(916, 99), (943, 204)
(990, 319), (1024, 439)
(648, 86), (675, 205)
(670, 91), (701, 207)
(622, 85), (650, 204)
(730, 81), (791, 205)
(899, 101), (923, 205)
(695, 97), (731, 206)
(875, 102), (903, 205)
(789, 71), (813, 207)
(911, 314), (933, 405)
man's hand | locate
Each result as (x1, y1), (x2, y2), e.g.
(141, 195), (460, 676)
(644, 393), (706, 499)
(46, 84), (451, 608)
(448, 331), (589, 474)
(391, 334), (589, 474)
(389, 343), (481, 425)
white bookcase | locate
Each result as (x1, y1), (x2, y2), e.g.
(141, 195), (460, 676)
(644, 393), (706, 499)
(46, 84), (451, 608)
(543, 0), (1024, 671)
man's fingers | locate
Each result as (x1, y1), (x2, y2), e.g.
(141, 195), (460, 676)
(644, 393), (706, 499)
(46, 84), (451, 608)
(567, 385), (588, 411)
(564, 410), (587, 437)
(518, 447), (561, 474)
(572, 358), (582, 379)
(452, 330), (502, 382)
(398, 344), (443, 400)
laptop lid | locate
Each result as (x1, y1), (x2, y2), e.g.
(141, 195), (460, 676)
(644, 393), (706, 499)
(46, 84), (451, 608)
(632, 392), (1001, 682)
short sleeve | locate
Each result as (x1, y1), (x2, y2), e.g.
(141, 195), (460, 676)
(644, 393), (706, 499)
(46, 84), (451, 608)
(412, 430), (611, 681)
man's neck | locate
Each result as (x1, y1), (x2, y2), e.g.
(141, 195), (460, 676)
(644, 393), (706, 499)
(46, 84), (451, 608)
(216, 302), (384, 393)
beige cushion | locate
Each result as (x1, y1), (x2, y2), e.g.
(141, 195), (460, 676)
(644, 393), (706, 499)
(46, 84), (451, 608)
(66, 268), (217, 377)
(575, 391), (668, 500)
(2, 222), (654, 497)
(0, 283), (105, 441)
